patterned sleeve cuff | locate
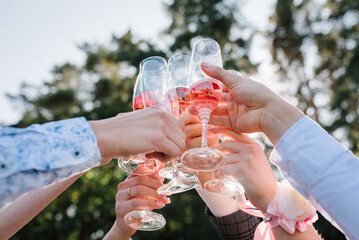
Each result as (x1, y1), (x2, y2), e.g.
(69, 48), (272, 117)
(0, 117), (101, 178)
(0, 117), (101, 208)
(206, 207), (261, 240)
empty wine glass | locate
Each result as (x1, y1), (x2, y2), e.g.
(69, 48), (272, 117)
(157, 55), (199, 195)
(122, 56), (168, 231)
(158, 55), (197, 180)
(181, 38), (225, 171)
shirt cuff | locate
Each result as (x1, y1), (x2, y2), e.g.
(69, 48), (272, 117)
(0, 117), (101, 178)
(0, 117), (101, 208)
(196, 187), (246, 217)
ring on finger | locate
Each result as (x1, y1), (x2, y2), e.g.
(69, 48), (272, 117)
(127, 186), (133, 197)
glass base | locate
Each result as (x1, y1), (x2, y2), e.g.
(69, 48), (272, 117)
(157, 177), (199, 195)
(204, 178), (245, 196)
(180, 148), (225, 171)
(124, 210), (166, 231)
(118, 156), (160, 175)
(159, 164), (197, 179)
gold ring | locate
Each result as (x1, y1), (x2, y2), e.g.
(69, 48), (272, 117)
(127, 187), (132, 197)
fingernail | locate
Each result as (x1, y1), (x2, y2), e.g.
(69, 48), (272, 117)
(201, 62), (210, 69)
(156, 202), (165, 208)
(209, 127), (217, 132)
(162, 196), (171, 203)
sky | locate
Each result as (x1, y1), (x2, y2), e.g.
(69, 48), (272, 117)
(0, 0), (275, 125)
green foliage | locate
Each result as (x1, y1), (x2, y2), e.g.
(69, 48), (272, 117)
(9, 1), (255, 239)
(7, 0), (357, 239)
(270, 0), (359, 154)
(165, 0), (257, 73)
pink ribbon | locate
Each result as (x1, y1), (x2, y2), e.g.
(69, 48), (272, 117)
(239, 200), (318, 240)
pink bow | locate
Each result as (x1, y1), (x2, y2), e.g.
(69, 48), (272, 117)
(238, 200), (318, 240)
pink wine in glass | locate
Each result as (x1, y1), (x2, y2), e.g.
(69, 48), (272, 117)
(164, 87), (192, 114)
(176, 87), (191, 113)
(190, 78), (222, 113)
(133, 91), (160, 110)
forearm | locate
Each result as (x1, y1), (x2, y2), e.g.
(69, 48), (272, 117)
(0, 173), (82, 239)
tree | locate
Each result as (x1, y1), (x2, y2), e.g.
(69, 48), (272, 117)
(269, 0), (358, 238)
(10, 1), (257, 239)
(270, 0), (359, 151)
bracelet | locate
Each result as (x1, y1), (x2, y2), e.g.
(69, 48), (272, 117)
(263, 180), (318, 234)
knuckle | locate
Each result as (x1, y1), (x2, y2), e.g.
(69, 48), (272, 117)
(129, 199), (139, 209)
(247, 144), (258, 154)
(117, 182), (125, 192)
(242, 153), (252, 162)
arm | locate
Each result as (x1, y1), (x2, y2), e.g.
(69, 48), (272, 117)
(0, 172), (82, 239)
(214, 128), (321, 240)
(0, 107), (185, 208)
(0, 107), (185, 237)
(201, 63), (356, 237)
(181, 109), (261, 239)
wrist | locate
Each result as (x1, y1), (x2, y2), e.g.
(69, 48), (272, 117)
(261, 96), (304, 146)
(89, 119), (109, 158)
(104, 220), (132, 240)
(256, 186), (277, 214)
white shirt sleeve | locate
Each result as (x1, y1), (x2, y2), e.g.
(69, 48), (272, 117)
(0, 117), (101, 208)
(270, 116), (359, 239)
(196, 186), (246, 217)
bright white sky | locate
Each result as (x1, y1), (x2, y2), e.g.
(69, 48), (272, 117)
(0, 0), (275, 125)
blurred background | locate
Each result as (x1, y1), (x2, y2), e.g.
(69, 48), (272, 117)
(1, 0), (357, 239)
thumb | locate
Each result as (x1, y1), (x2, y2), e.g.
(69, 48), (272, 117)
(201, 62), (241, 89)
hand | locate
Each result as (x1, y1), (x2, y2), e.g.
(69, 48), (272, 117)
(89, 107), (186, 165)
(179, 109), (218, 186)
(104, 172), (170, 240)
(191, 63), (304, 146)
(212, 127), (277, 213)
(180, 109), (219, 151)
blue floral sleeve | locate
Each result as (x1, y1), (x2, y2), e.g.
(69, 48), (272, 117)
(0, 117), (101, 208)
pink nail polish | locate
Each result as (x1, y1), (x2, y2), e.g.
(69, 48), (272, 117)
(201, 62), (210, 69)
(209, 127), (217, 132)
(156, 202), (165, 208)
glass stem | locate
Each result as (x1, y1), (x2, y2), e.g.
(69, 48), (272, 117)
(172, 156), (179, 178)
(199, 108), (211, 148)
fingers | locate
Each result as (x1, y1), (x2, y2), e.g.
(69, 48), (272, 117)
(117, 175), (164, 193)
(127, 168), (165, 183)
(211, 128), (254, 144)
(201, 63), (241, 90)
(188, 106), (199, 117)
(211, 105), (228, 116)
(180, 108), (201, 124)
(208, 115), (232, 128)
(160, 113), (187, 153)
(184, 123), (203, 138)
(186, 133), (218, 149)
(215, 163), (241, 179)
(123, 185), (169, 202)
(116, 198), (167, 217)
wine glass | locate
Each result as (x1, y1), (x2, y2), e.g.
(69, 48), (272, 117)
(181, 38), (225, 171)
(157, 55), (199, 195)
(158, 55), (197, 180)
(118, 57), (164, 175)
(203, 69), (245, 196)
(122, 56), (167, 231)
